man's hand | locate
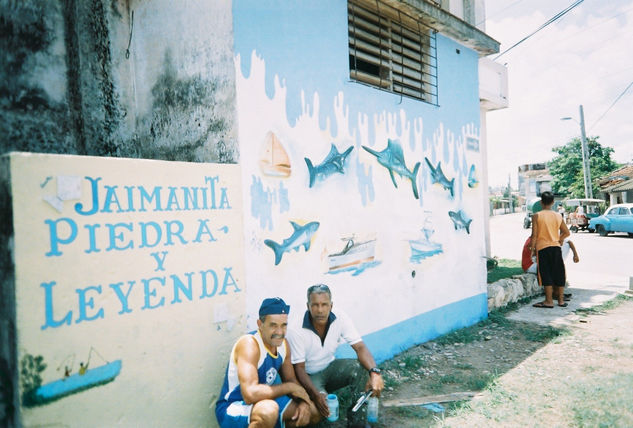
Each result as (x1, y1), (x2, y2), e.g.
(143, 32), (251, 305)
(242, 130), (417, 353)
(290, 400), (312, 427)
(287, 383), (311, 404)
(573, 254), (579, 263)
(313, 391), (330, 418)
(366, 372), (384, 398)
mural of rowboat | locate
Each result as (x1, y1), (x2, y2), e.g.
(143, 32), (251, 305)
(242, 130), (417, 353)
(34, 359), (122, 404)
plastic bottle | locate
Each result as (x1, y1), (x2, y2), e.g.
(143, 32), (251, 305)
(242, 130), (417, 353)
(366, 396), (379, 423)
(326, 394), (339, 422)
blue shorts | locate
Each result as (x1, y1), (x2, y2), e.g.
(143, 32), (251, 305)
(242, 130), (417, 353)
(216, 395), (292, 428)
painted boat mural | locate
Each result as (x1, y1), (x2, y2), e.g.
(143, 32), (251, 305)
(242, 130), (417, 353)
(328, 237), (376, 271)
(34, 360), (122, 404)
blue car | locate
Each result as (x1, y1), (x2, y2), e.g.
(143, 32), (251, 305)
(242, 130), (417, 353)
(589, 203), (633, 237)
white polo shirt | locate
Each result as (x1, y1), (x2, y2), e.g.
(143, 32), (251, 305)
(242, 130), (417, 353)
(287, 310), (362, 374)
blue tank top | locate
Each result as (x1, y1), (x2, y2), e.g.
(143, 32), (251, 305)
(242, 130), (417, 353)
(217, 330), (287, 406)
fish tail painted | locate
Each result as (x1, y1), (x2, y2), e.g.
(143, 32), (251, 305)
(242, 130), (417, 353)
(465, 219), (472, 234)
(449, 178), (455, 197)
(304, 158), (316, 188)
(264, 239), (284, 265)
(411, 161), (421, 199)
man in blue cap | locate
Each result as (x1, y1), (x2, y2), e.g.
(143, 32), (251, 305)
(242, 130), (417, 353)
(215, 297), (320, 428)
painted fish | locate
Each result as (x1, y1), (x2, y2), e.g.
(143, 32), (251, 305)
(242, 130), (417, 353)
(362, 139), (421, 199)
(424, 158), (455, 198)
(264, 221), (320, 265)
(448, 210), (472, 234)
(305, 144), (354, 187)
(468, 164), (479, 188)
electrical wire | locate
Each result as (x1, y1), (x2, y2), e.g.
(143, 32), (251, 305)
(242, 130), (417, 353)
(589, 80), (633, 131)
(493, 0), (585, 60)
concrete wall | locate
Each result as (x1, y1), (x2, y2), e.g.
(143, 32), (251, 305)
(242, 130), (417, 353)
(3, 152), (246, 427)
(233, 0), (488, 363)
(0, 0), (238, 162)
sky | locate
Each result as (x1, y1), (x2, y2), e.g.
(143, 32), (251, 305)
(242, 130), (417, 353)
(482, 0), (633, 188)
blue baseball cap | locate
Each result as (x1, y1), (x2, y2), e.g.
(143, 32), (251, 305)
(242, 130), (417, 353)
(259, 297), (290, 316)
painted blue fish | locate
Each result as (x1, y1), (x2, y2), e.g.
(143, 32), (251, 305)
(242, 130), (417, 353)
(362, 139), (421, 199)
(468, 164), (479, 188)
(264, 221), (320, 265)
(448, 210), (472, 234)
(424, 158), (455, 197)
(305, 144), (354, 187)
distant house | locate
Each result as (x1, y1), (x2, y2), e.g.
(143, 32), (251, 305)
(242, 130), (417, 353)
(517, 163), (552, 206)
(595, 164), (633, 205)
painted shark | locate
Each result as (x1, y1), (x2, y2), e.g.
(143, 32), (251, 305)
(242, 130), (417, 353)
(424, 157), (455, 198)
(264, 221), (320, 265)
(468, 164), (479, 188)
(305, 144), (354, 187)
(362, 139), (421, 199)
(448, 210), (472, 234)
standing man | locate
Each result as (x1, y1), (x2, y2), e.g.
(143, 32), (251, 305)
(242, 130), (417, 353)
(287, 284), (384, 425)
(215, 297), (320, 428)
(530, 191), (571, 308)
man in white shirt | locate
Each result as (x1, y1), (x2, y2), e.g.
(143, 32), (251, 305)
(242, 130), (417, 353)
(286, 284), (384, 426)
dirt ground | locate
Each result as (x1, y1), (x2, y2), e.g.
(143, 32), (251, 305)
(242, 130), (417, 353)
(328, 295), (633, 427)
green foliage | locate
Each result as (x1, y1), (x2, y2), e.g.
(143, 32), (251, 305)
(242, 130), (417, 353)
(487, 258), (523, 283)
(548, 136), (620, 198)
(20, 353), (47, 405)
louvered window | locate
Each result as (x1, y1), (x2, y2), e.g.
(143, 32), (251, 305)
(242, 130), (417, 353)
(348, 0), (438, 105)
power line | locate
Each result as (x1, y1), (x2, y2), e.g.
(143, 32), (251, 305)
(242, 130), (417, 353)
(589, 80), (633, 131)
(493, 0), (585, 60)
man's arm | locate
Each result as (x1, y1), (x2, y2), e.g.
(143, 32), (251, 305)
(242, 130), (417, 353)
(568, 240), (579, 262)
(235, 336), (309, 405)
(292, 361), (330, 417)
(559, 219), (571, 244)
(351, 341), (384, 397)
(278, 342), (313, 426)
(530, 213), (538, 255)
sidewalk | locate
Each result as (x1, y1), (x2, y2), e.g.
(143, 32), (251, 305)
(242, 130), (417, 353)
(490, 212), (631, 326)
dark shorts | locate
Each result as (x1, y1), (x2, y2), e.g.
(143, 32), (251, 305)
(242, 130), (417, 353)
(537, 246), (566, 287)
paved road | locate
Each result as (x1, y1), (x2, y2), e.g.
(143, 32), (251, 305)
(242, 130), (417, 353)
(489, 212), (632, 325)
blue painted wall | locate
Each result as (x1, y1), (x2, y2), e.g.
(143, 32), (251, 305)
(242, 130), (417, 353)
(234, 0), (487, 362)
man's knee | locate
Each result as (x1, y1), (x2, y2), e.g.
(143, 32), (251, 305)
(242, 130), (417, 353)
(251, 399), (279, 427)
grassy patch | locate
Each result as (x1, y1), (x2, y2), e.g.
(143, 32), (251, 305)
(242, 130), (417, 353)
(487, 258), (523, 283)
(571, 373), (633, 428)
(575, 294), (633, 316)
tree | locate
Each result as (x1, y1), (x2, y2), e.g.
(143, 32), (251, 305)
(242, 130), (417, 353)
(548, 136), (620, 198)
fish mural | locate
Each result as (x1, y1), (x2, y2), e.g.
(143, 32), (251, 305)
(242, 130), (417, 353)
(468, 164), (479, 188)
(305, 144), (354, 187)
(409, 218), (443, 262)
(264, 220), (320, 265)
(448, 210), (472, 234)
(362, 139), (421, 199)
(424, 157), (455, 198)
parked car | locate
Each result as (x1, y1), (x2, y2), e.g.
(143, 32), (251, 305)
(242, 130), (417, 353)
(588, 203), (633, 237)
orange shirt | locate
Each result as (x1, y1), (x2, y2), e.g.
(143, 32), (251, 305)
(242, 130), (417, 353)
(534, 210), (563, 251)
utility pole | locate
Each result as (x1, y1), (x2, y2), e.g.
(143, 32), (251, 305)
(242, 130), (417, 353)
(579, 105), (593, 199)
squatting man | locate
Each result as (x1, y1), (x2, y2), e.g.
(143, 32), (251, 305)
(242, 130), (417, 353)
(215, 297), (320, 428)
(287, 284), (384, 425)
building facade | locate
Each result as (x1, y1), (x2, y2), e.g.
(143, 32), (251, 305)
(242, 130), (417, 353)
(1, 1), (505, 426)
